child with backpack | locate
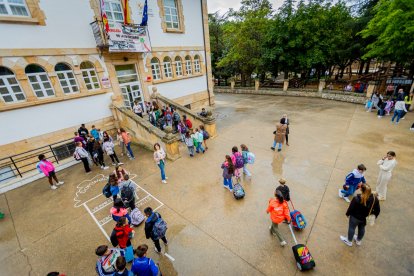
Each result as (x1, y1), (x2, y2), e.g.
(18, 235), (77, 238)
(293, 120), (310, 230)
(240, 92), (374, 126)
(37, 154), (64, 190)
(114, 256), (133, 276)
(178, 121), (187, 142)
(191, 130), (199, 153)
(240, 144), (252, 177)
(184, 131), (195, 157)
(144, 207), (168, 254)
(95, 245), (125, 276)
(339, 164), (367, 203)
(108, 173), (120, 201)
(266, 190), (291, 247)
(182, 115), (193, 129)
(119, 174), (136, 209)
(194, 128), (205, 154)
(113, 217), (134, 249)
(231, 146), (244, 178)
(110, 198), (132, 223)
(131, 244), (160, 276)
(221, 155), (235, 192)
(276, 178), (290, 201)
(200, 125), (209, 150)
(172, 109), (181, 132)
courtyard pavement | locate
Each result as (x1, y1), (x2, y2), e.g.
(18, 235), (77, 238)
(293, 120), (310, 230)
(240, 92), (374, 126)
(0, 93), (413, 276)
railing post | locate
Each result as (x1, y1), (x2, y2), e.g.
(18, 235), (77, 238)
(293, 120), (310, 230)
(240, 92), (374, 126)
(10, 157), (22, 178)
(50, 145), (59, 164)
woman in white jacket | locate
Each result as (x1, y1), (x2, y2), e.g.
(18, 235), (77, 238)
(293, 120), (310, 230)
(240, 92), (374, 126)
(375, 151), (397, 200)
(153, 143), (167, 183)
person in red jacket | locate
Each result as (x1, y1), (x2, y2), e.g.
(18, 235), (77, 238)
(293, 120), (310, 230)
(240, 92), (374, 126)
(113, 217), (134, 249)
(266, 190), (291, 246)
(182, 115), (192, 129)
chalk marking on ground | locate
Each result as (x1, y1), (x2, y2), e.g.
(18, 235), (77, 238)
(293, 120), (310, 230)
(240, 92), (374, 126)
(164, 253), (175, 262)
(153, 204), (164, 212)
(83, 203), (110, 242)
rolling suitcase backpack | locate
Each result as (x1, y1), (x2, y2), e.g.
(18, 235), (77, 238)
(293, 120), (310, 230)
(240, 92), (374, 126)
(232, 178), (245, 200)
(289, 200), (307, 230)
(288, 224), (316, 271)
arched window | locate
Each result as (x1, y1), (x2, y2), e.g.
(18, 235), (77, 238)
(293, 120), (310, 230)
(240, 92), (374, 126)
(185, 55), (192, 75)
(174, 56), (183, 77)
(80, 61), (100, 90)
(25, 64), (55, 98)
(151, 58), (161, 80)
(163, 57), (173, 78)
(194, 55), (201, 73)
(55, 63), (79, 94)
(0, 66), (25, 103)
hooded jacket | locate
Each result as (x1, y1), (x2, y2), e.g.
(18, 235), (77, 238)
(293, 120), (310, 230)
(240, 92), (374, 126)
(113, 224), (133, 249)
(345, 169), (366, 187)
(266, 199), (291, 224)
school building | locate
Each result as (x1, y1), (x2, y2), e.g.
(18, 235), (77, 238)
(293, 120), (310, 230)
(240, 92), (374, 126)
(0, 0), (214, 187)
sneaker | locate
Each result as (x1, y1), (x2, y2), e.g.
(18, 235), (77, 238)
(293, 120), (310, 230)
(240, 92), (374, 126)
(410, 128), (414, 131)
(401, 117), (405, 120)
(112, 163), (116, 166)
(162, 180), (167, 184)
(100, 165), (104, 169)
(154, 248), (161, 254)
(103, 166), (109, 170)
(163, 241), (168, 246)
(338, 189), (344, 198)
(280, 241), (287, 247)
(56, 181), (64, 186)
(270, 147), (275, 151)
(165, 177), (169, 180)
(50, 185), (58, 190)
(229, 189), (233, 192)
(340, 236), (352, 247)
(118, 162), (124, 165)
(353, 235), (362, 246)
(343, 197), (351, 203)
(277, 148), (282, 152)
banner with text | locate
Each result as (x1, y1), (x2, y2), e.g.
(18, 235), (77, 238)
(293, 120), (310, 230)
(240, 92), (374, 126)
(108, 23), (151, 53)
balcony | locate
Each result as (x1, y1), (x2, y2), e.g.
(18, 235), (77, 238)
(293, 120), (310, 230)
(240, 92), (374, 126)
(90, 20), (152, 53)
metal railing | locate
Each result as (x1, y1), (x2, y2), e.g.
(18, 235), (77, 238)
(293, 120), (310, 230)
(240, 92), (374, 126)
(0, 138), (76, 183)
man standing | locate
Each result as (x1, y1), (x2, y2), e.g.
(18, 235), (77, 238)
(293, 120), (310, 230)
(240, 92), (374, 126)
(78, 124), (89, 139)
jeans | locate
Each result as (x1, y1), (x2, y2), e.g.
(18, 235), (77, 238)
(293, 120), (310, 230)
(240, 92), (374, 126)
(196, 142), (204, 153)
(348, 215), (365, 242)
(272, 141), (282, 150)
(187, 146), (195, 156)
(125, 142), (134, 158)
(270, 222), (285, 242)
(158, 160), (166, 180)
(340, 184), (357, 198)
(243, 164), (251, 176)
(153, 236), (168, 252)
(391, 110), (403, 123)
(223, 177), (233, 190)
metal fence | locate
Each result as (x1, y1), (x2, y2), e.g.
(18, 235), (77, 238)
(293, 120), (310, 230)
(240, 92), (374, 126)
(0, 138), (76, 183)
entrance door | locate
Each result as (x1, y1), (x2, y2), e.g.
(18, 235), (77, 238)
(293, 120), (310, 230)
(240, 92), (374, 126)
(115, 64), (145, 109)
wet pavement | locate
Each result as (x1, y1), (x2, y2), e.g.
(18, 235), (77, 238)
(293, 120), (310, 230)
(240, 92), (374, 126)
(1, 93), (413, 275)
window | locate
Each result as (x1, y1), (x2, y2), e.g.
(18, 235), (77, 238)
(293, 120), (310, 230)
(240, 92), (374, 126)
(185, 55), (192, 75)
(163, 57), (173, 78)
(194, 55), (201, 73)
(25, 64), (55, 98)
(104, 0), (124, 27)
(80, 62), (100, 90)
(174, 56), (183, 77)
(0, 0), (30, 16)
(0, 66), (26, 103)
(163, 0), (179, 29)
(151, 58), (161, 80)
(55, 63), (79, 94)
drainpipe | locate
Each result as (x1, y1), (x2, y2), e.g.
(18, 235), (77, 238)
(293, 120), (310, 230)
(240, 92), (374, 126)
(200, 0), (211, 106)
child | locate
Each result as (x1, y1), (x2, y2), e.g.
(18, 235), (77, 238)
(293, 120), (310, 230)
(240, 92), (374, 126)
(114, 165), (128, 183)
(93, 139), (108, 170)
(184, 131), (195, 157)
(108, 173), (120, 201)
(221, 155), (235, 192)
(113, 217), (134, 249)
(114, 256), (133, 276)
(275, 178), (290, 202)
(339, 164), (367, 203)
(74, 142), (91, 173)
(103, 137), (122, 166)
(110, 198), (132, 223)
(194, 128), (205, 154)
(131, 244), (159, 275)
(191, 130), (199, 153)
(240, 144), (251, 177)
(384, 98), (394, 115)
(266, 190), (291, 247)
(178, 121), (187, 142)
(200, 125), (209, 150)
(95, 245), (124, 276)
(231, 146), (243, 178)
(37, 154), (64, 190)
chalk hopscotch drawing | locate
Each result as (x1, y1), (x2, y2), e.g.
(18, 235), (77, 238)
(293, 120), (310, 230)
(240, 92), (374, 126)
(74, 174), (164, 241)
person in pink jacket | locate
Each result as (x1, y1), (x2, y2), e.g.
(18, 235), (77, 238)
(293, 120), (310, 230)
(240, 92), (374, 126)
(37, 154), (64, 190)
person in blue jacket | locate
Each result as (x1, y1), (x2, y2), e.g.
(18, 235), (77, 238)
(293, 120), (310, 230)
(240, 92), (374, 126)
(131, 244), (159, 276)
(339, 164), (367, 203)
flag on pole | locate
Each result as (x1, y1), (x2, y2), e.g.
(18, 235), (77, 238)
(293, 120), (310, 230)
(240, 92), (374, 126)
(100, 0), (109, 32)
(140, 0), (148, 26)
(124, 0), (130, 24)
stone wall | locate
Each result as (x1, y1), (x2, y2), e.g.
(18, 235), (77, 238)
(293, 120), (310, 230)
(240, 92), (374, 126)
(214, 87), (367, 105)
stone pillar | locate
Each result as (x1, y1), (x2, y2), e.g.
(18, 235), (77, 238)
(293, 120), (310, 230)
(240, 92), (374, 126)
(367, 81), (376, 98)
(318, 79), (326, 92)
(162, 126), (181, 161)
(230, 80), (235, 90)
(283, 79), (289, 92)
(254, 79), (260, 91)
(203, 111), (217, 138)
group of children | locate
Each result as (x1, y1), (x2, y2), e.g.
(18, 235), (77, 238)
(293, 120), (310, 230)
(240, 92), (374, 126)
(221, 145), (254, 192)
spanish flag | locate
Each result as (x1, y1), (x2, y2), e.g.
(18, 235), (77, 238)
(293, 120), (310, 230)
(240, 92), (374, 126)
(100, 0), (109, 32)
(123, 0), (130, 24)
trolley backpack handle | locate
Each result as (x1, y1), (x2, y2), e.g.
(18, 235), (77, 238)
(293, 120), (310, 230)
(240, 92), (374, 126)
(288, 223), (298, 245)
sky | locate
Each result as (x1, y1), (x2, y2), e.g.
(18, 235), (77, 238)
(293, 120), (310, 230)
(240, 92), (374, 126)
(207, 0), (285, 14)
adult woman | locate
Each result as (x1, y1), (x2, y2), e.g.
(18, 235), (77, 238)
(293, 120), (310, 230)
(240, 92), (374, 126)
(116, 129), (126, 157)
(153, 143), (167, 184)
(340, 184), (380, 247)
(266, 190), (291, 247)
(375, 151), (397, 201)
(74, 142), (91, 173)
(103, 137), (122, 166)
(281, 114), (290, 146)
(271, 119), (288, 152)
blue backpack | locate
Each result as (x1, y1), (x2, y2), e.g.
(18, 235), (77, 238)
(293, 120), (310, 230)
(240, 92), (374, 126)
(36, 162), (43, 173)
(102, 183), (112, 198)
(152, 213), (167, 240)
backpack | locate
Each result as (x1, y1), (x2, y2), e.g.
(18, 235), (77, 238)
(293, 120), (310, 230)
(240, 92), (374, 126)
(235, 154), (244, 169)
(290, 210), (307, 230)
(121, 182), (134, 202)
(73, 150), (81, 161)
(247, 152), (255, 164)
(130, 208), (145, 226)
(36, 161), (43, 173)
(180, 123), (188, 134)
(202, 130), (210, 140)
(110, 229), (119, 247)
(152, 213), (167, 240)
(166, 113), (172, 121)
(103, 183), (112, 198)
(233, 183), (245, 200)
(173, 112), (180, 122)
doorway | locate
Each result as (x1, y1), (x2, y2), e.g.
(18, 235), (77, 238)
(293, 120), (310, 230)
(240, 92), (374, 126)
(115, 64), (145, 109)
